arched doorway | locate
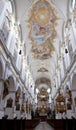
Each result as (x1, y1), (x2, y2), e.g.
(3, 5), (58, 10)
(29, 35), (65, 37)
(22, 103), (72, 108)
(3, 76), (16, 119)
(0, 60), (5, 119)
(15, 87), (22, 119)
(8, 76), (15, 92)
(3, 76), (15, 99)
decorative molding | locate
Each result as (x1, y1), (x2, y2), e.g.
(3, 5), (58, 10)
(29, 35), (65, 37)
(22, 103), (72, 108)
(37, 67), (48, 72)
(35, 77), (51, 88)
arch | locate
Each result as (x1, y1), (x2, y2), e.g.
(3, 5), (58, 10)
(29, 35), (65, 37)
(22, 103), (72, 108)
(18, 24), (23, 42)
(2, 16), (10, 39)
(15, 86), (22, 103)
(64, 85), (71, 96)
(0, 0), (5, 16)
(35, 77), (51, 95)
(16, 86), (22, 97)
(0, 61), (3, 79)
(8, 0), (16, 18)
(0, 59), (5, 100)
(70, 0), (75, 11)
(0, 59), (5, 79)
(68, 0), (76, 20)
(35, 77), (51, 87)
(2, 76), (15, 99)
(8, 76), (16, 92)
(17, 86), (22, 92)
(64, 85), (70, 92)
(62, 21), (66, 42)
(68, 0), (74, 12)
(72, 74), (76, 90)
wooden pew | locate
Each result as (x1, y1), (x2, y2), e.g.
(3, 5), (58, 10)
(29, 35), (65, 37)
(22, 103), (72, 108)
(25, 118), (40, 130)
(0, 119), (26, 130)
(0, 118), (40, 130)
(47, 119), (63, 130)
(47, 119), (76, 130)
(0, 120), (8, 130)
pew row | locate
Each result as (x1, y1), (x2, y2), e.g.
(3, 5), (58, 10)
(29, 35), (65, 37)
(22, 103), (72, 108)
(0, 118), (40, 130)
(47, 119), (76, 130)
(47, 119), (63, 130)
(0, 120), (25, 130)
(25, 118), (40, 130)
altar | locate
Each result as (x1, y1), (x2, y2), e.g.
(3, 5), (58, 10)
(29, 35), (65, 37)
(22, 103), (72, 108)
(39, 115), (47, 121)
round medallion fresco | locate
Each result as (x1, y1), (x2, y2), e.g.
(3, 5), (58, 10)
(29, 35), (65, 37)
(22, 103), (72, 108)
(28, 0), (58, 60)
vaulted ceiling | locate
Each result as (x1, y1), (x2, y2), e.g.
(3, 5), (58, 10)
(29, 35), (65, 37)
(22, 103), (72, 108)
(14, 0), (69, 92)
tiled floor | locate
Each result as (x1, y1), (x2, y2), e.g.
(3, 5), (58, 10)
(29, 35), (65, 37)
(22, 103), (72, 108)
(34, 122), (54, 130)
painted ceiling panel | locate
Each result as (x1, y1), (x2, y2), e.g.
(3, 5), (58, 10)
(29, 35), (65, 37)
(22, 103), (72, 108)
(14, 0), (68, 89)
(28, 0), (58, 60)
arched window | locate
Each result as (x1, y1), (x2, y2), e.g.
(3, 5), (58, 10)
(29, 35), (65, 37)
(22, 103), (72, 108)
(1, 16), (10, 43)
(0, 0), (5, 16)
(7, 0), (15, 16)
(71, 0), (76, 9)
(15, 24), (22, 41)
(0, 0), (14, 43)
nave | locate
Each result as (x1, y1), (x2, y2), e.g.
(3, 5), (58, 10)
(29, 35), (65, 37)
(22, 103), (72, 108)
(0, 0), (76, 120)
(34, 122), (54, 130)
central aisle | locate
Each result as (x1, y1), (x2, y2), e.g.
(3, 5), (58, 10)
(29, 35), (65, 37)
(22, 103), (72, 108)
(34, 122), (54, 130)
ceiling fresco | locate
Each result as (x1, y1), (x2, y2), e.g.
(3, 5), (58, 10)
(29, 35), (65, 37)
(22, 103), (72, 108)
(14, 0), (69, 108)
(28, 0), (58, 60)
